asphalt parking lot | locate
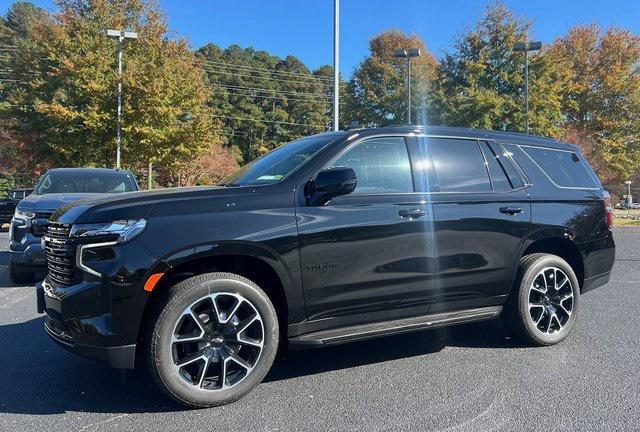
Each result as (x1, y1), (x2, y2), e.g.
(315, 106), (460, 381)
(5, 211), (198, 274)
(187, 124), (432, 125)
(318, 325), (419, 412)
(1, 228), (639, 432)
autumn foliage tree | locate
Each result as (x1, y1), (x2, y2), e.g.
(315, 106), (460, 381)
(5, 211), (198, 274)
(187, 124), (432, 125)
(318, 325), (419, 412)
(343, 30), (439, 127)
(548, 25), (640, 181)
(2, 0), (219, 177)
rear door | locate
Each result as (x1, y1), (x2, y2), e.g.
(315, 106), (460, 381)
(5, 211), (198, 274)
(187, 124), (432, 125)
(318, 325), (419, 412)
(417, 137), (532, 312)
(296, 135), (437, 324)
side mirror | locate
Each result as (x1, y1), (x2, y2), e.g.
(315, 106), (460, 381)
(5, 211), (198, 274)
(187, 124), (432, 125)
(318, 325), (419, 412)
(308, 167), (357, 206)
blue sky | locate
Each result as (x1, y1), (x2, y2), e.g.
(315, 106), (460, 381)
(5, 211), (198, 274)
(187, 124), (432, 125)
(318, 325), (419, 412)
(2, 0), (640, 77)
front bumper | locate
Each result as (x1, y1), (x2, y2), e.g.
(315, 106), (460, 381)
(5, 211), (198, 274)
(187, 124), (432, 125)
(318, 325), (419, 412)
(34, 234), (162, 369)
(9, 223), (46, 268)
(36, 281), (137, 369)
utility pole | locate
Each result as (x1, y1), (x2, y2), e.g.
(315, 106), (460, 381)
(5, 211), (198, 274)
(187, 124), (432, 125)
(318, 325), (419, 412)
(393, 48), (421, 124)
(514, 41), (542, 134)
(333, 0), (339, 131)
(106, 29), (138, 169)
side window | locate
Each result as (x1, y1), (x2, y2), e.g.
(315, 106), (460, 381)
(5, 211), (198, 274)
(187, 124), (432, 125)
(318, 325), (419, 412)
(522, 146), (598, 188)
(494, 143), (525, 188)
(428, 138), (491, 192)
(479, 142), (512, 191)
(329, 137), (413, 194)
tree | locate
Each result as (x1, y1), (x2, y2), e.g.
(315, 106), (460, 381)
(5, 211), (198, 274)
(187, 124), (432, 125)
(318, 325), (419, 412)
(2, 0), (218, 176)
(196, 44), (333, 163)
(343, 30), (438, 127)
(435, 3), (567, 136)
(548, 25), (640, 180)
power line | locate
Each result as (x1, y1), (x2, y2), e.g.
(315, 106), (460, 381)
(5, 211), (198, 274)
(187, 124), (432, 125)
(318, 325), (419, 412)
(202, 60), (335, 83)
(203, 65), (341, 88)
(211, 113), (327, 129)
(210, 83), (333, 99)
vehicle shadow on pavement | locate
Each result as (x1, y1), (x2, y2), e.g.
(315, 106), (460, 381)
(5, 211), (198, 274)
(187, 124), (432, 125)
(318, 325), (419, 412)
(266, 318), (523, 382)
(0, 316), (523, 415)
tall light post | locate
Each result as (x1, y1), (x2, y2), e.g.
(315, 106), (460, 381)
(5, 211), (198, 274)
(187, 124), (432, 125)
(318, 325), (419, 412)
(625, 180), (632, 207)
(513, 41), (542, 134)
(333, 0), (339, 131)
(394, 48), (421, 124)
(106, 29), (138, 169)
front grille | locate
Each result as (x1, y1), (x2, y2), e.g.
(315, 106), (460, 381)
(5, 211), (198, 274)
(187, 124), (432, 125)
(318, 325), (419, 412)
(32, 212), (53, 236)
(43, 223), (80, 287)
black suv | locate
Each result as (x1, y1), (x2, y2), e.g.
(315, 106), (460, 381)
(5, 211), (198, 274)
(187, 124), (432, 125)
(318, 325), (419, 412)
(36, 126), (615, 408)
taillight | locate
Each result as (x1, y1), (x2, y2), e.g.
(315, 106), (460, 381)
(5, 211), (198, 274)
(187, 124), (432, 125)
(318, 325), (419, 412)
(603, 190), (614, 228)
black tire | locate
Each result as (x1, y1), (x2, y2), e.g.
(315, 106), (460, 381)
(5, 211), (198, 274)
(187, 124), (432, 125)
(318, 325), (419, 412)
(502, 253), (580, 346)
(145, 272), (279, 408)
(9, 261), (34, 285)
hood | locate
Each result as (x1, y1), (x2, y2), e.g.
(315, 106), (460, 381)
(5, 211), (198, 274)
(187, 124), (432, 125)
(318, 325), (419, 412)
(52, 186), (238, 224)
(18, 193), (102, 213)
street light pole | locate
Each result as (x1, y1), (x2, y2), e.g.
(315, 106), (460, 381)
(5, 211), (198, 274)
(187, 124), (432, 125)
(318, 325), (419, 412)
(394, 48), (421, 124)
(333, 0), (339, 131)
(106, 29), (138, 169)
(625, 180), (632, 207)
(513, 41), (542, 134)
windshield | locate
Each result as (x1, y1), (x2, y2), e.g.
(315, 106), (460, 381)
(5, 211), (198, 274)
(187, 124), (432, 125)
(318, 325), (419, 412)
(35, 171), (137, 195)
(221, 134), (340, 187)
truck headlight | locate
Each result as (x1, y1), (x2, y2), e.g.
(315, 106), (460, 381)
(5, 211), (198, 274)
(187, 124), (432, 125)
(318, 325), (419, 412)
(14, 208), (36, 222)
(70, 219), (147, 243)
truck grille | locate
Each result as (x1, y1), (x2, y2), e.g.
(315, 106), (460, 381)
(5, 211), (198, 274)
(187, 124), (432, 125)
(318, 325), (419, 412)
(43, 223), (80, 287)
(32, 212), (54, 236)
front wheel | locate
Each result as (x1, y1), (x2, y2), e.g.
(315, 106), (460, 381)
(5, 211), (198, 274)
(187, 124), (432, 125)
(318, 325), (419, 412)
(145, 272), (279, 408)
(502, 253), (580, 346)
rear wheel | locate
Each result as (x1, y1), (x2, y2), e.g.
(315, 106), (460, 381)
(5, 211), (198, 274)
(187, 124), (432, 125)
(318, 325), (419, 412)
(145, 272), (279, 408)
(502, 253), (580, 346)
(9, 261), (34, 285)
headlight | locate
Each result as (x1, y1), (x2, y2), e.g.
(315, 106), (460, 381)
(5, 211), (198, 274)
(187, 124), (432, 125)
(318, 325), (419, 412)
(14, 208), (36, 220)
(70, 219), (147, 243)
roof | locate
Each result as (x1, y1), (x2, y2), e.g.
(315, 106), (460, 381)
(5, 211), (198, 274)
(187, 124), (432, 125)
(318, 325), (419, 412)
(340, 125), (571, 150)
(46, 167), (133, 174)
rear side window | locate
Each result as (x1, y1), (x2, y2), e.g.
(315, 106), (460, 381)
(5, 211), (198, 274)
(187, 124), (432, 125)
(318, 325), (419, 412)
(479, 142), (512, 191)
(522, 146), (598, 189)
(428, 138), (491, 192)
(330, 136), (414, 194)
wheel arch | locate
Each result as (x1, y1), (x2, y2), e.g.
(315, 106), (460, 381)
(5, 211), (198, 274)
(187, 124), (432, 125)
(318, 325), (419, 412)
(516, 230), (585, 290)
(136, 241), (299, 351)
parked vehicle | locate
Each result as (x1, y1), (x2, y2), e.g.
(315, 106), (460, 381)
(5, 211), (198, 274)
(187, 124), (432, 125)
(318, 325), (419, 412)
(36, 126), (615, 408)
(10, 168), (138, 283)
(0, 188), (33, 224)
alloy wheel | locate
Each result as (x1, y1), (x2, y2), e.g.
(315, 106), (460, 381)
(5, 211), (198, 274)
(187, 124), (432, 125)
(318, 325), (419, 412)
(528, 267), (574, 335)
(171, 292), (264, 390)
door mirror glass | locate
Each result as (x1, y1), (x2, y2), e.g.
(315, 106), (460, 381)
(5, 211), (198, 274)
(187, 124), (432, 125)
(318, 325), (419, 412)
(309, 167), (357, 205)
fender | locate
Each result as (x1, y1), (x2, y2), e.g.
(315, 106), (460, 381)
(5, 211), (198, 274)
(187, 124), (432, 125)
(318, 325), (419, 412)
(508, 226), (583, 292)
(160, 240), (302, 320)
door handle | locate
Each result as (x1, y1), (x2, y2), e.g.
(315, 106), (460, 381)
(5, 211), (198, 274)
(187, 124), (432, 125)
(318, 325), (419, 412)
(399, 208), (427, 219)
(499, 206), (523, 215)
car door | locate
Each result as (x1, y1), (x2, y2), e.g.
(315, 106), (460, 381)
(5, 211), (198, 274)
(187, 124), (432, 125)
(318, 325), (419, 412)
(417, 136), (532, 313)
(296, 135), (437, 325)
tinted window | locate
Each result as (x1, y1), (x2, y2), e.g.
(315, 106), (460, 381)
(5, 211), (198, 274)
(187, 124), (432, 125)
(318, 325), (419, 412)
(522, 146), (597, 188)
(479, 142), (512, 191)
(330, 137), (413, 194)
(428, 138), (491, 192)
(222, 134), (338, 186)
(496, 144), (525, 188)
(35, 171), (137, 194)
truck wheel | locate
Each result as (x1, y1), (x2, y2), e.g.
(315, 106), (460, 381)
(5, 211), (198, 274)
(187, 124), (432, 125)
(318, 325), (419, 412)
(145, 272), (279, 408)
(9, 261), (34, 285)
(502, 253), (580, 346)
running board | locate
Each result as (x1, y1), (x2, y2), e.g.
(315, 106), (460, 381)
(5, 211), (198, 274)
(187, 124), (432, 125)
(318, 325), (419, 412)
(288, 306), (502, 348)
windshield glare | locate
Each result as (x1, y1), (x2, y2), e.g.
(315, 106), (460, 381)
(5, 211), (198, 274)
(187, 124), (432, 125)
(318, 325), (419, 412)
(221, 134), (339, 187)
(35, 171), (137, 195)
